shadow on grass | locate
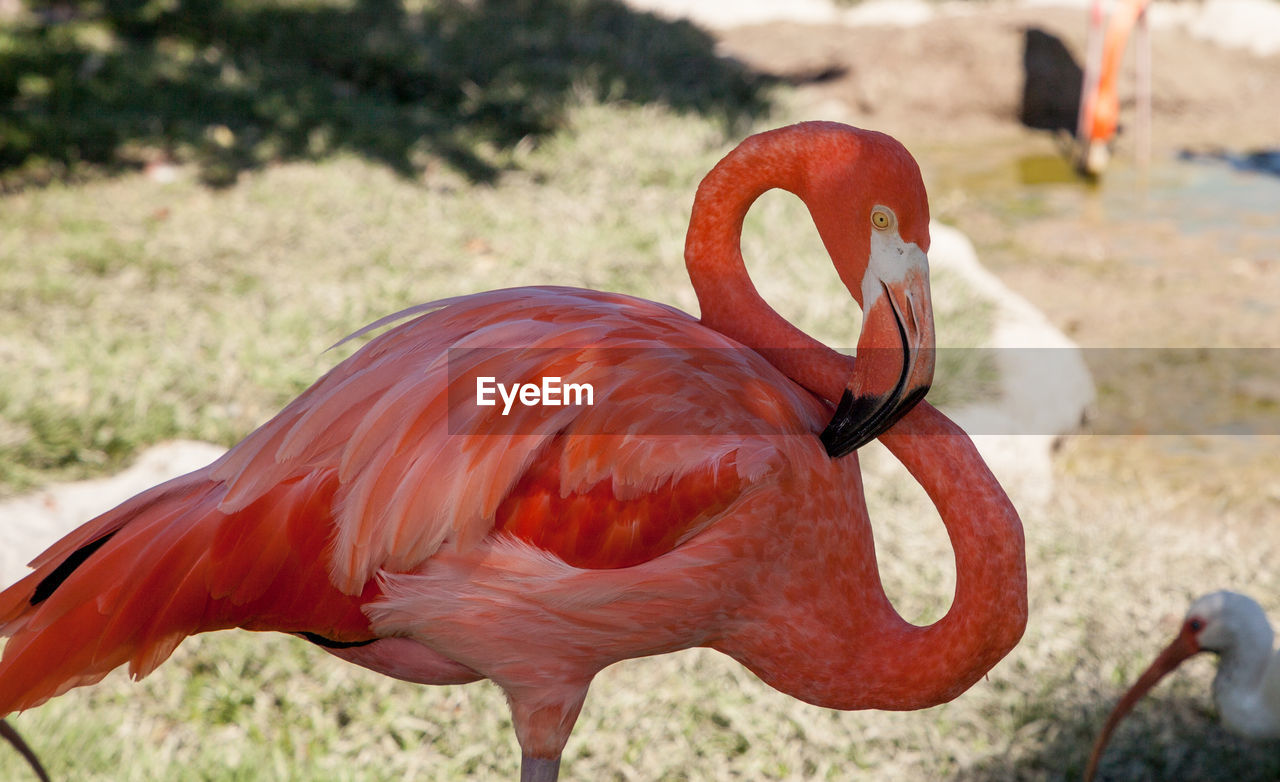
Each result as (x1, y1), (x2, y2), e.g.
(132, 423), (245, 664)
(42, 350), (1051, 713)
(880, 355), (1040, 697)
(1, 0), (772, 187)
(956, 690), (1280, 782)
(1019, 27), (1082, 136)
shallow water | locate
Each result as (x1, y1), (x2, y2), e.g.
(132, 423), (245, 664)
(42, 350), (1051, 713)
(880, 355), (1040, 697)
(1103, 154), (1280, 243)
(930, 137), (1280, 448)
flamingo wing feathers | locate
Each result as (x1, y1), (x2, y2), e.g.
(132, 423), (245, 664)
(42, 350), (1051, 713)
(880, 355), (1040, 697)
(0, 470), (375, 714)
(208, 286), (825, 588)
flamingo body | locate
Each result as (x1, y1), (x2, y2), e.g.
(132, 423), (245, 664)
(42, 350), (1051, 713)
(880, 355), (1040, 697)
(0, 123), (1027, 779)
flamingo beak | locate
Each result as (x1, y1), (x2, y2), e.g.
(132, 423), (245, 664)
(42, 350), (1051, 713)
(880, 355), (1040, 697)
(820, 243), (934, 458)
(1083, 624), (1202, 782)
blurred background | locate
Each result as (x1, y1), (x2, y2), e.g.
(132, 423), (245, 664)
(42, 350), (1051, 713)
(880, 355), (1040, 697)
(1, 0), (1278, 779)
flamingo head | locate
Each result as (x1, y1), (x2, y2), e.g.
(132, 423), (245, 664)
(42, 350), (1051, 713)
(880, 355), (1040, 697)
(1084, 591), (1272, 781)
(802, 126), (936, 457)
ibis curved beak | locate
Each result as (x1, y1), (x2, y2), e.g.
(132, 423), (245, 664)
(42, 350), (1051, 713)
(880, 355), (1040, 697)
(1083, 624), (1202, 782)
(820, 242), (934, 458)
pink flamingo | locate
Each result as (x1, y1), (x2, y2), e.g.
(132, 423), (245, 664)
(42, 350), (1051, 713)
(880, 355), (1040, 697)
(1077, 0), (1152, 176)
(0, 122), (1027, 781)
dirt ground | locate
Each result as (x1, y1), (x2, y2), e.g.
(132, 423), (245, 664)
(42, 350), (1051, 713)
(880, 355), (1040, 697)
(721, 5), (1280, 152)
(714, 4), (1280, 529)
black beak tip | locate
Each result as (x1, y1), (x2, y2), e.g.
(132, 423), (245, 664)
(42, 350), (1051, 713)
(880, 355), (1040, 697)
(820, 389), (878, 458)
(820, 385), (930, 459)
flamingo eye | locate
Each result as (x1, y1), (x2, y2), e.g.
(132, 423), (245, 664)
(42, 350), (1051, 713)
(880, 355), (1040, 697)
(870, 207), (895, 231)
(1188, 618), (1205, 633)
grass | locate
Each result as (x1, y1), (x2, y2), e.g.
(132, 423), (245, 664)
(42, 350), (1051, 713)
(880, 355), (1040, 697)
(1, 0), (768, 187)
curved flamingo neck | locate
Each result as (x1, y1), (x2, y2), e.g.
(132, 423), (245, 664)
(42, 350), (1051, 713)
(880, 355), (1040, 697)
(714, 401), (1027, 711)
(684, 125), (851, 403)
(687, 126), (1025, 707)
(862, 401), (1027, 707)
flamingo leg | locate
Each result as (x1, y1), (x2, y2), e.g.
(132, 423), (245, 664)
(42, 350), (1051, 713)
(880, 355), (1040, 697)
(0, 720), (50, 782)
(520, 754), (561, 782)
(502, 684), (585, 782)
(1135, 3), (1151, 173)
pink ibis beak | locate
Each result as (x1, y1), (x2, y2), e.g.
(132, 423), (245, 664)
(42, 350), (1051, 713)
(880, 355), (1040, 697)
(1083, 622), (1202, 781)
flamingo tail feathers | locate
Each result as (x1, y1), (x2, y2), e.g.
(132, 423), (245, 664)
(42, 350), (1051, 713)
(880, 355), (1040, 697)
(0, 468), (374, 717)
